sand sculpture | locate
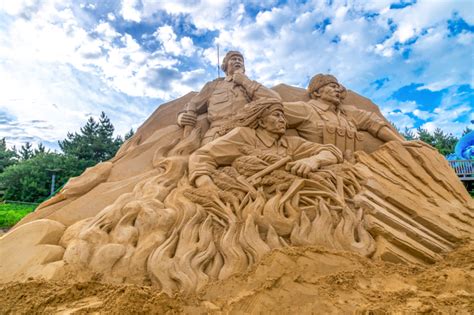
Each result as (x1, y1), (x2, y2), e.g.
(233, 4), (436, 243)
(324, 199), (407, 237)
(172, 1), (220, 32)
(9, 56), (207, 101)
(0, 52), (472, 298)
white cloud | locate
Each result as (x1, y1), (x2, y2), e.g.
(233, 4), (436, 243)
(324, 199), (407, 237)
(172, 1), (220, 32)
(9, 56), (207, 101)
(95, 22), (120, 39)
(154, 25), (196, 57)
(0, 0), (472, 149)
(120, 0), (141, 22)
(0, 0), (39, 16)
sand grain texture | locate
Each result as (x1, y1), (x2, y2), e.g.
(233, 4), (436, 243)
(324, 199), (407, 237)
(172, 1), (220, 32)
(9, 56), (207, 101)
(1, 241), (472, 314)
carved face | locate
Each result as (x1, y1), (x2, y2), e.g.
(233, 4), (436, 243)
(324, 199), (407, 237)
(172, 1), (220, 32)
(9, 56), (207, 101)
(259, 108), (287, 135)
(315, 82), (345, 106)
(226, 55), (245, 76)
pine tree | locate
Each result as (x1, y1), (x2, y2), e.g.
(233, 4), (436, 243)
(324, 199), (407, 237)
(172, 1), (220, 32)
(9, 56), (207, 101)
(58, 112), (123, 165)
(401, 127), (416, 140)
(417, 127), (435, 146)
(0, 138), (17, 173)
(19, 142), (34, 161)
(125, 128), (135, 140)
(432, 128), (457, 156)
(33, 143), (46, 156)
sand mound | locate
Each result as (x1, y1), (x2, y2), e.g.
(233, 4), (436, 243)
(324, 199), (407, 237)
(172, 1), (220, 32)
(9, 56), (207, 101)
(1, 241), (472, 314)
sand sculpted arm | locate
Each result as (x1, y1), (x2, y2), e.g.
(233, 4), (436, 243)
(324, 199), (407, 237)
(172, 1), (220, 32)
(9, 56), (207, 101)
(345, 106), (387, 135)
(177, 80), (220, 127)
(282, 101), (313, 129)
(188, 127), (254, 185)
(233, 72), (281, 101)
(285, 138), (343, 176)
(291, 138), (343, 163)
(347, 106), (402, 142)
(251, 82), (281, 101)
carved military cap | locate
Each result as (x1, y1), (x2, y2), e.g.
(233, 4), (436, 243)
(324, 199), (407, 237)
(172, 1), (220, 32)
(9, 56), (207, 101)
(307, 74), (339, 93)
(221, 50), (244, 72)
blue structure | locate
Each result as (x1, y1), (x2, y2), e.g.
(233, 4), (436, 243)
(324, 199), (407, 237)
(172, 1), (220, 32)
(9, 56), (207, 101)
(447, 128), (474, 193)
(454, 130), (474, 160)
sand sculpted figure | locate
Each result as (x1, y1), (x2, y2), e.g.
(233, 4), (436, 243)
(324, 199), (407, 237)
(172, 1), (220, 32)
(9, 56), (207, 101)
(189, 98), (343, 188)
(0, 57), (472, 301)
(177, 50), (281, 144)
(285, 74), (403, 159)
(29, 99), (376, 295)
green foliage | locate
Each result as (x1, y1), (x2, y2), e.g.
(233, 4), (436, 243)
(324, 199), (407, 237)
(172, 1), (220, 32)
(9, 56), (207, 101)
(391, 123), (473, 157)
(19, 142), (34, 161)
(0, 112), (127, 203)
(432, 128), (458, 156)
(0, 153), (89, 203)
(401, 127), (416, 141)
(34, 143), (47, 156)
(416, 127), (435, 145)
(0, 138), (18, 173)
(0, 203), (36, 227)
(125, 128), (135, 140)
(59, 112), (123, 165)
(412, 127), (457, 155)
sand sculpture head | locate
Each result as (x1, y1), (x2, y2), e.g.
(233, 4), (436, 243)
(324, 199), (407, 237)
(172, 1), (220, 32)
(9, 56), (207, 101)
(217, 98), (286, 137)
(221, 50), (245, 76)
(308, 73), (347, 106)
(258, 102), (287, 136)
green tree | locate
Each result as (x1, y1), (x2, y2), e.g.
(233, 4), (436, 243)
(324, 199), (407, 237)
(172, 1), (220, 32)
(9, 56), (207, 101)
(59, 112), (123, 165)
(125, 128), (135, 140)
(432, 128), (458, 156)
(415, 127), (459, 156)
(33, 143), (47, 156)
(416, 127), (435, 146)
(19, 142), (33, 160)
(0, 138), (17, 173)
(401, 127), (416, 140)
(0, 153), (89, 203)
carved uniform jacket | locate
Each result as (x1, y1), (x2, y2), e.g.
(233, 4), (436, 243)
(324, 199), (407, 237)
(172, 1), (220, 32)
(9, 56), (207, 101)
(182, 76), (280, 143)
(188, 126), (343, 184)
(284, 99), (388, 155)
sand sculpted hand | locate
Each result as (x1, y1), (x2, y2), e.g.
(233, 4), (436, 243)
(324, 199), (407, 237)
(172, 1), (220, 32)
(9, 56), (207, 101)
(285, 157), (321, 178)
(195, 175), (219, 190)
(232, 69), (248, 86)
(177, 111), (197, 127)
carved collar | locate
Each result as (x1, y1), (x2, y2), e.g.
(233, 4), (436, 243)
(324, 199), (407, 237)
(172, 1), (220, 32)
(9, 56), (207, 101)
(309, 99), (346, 115)
(255, 128), (288, 148)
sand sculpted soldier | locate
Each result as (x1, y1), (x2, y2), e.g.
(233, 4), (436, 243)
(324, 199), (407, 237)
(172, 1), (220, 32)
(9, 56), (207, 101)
(177, 51), (281, 144)
(284, 74), (403, 158)
(188, 98), (343, 189)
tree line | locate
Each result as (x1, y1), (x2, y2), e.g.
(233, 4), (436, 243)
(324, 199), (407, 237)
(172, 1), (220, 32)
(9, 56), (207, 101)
(0, 112), (134, 203)
(398, 126), (472, 156)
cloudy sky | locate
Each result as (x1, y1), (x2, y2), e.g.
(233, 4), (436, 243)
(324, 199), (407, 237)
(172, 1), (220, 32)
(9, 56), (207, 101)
(0, 0), (472, 151)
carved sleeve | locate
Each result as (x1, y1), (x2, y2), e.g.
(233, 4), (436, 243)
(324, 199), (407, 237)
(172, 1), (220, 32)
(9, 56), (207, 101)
(283, 101), (313, 128)
(347, 107), (388, 136)
(250, 82), (281, 101)
(188, 127), (255, 184)
(290, 137), (343, 163)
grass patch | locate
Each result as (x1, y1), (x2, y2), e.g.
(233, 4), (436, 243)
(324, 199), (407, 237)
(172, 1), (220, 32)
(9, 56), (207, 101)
(0, 203), (36, 228)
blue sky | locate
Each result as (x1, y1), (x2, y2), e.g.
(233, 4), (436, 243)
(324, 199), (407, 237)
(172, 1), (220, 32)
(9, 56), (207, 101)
(0, 0), (472, 151)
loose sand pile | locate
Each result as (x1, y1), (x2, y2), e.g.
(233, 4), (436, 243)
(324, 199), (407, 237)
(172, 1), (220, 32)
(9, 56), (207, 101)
(1, 241), (472, 314)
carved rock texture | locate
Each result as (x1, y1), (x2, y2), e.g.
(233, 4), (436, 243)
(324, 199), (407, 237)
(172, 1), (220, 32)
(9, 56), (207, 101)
(0, 85), (472, 298)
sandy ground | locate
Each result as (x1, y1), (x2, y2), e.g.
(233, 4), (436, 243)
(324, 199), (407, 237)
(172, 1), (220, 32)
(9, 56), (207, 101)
(0, 241), (472, 314)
